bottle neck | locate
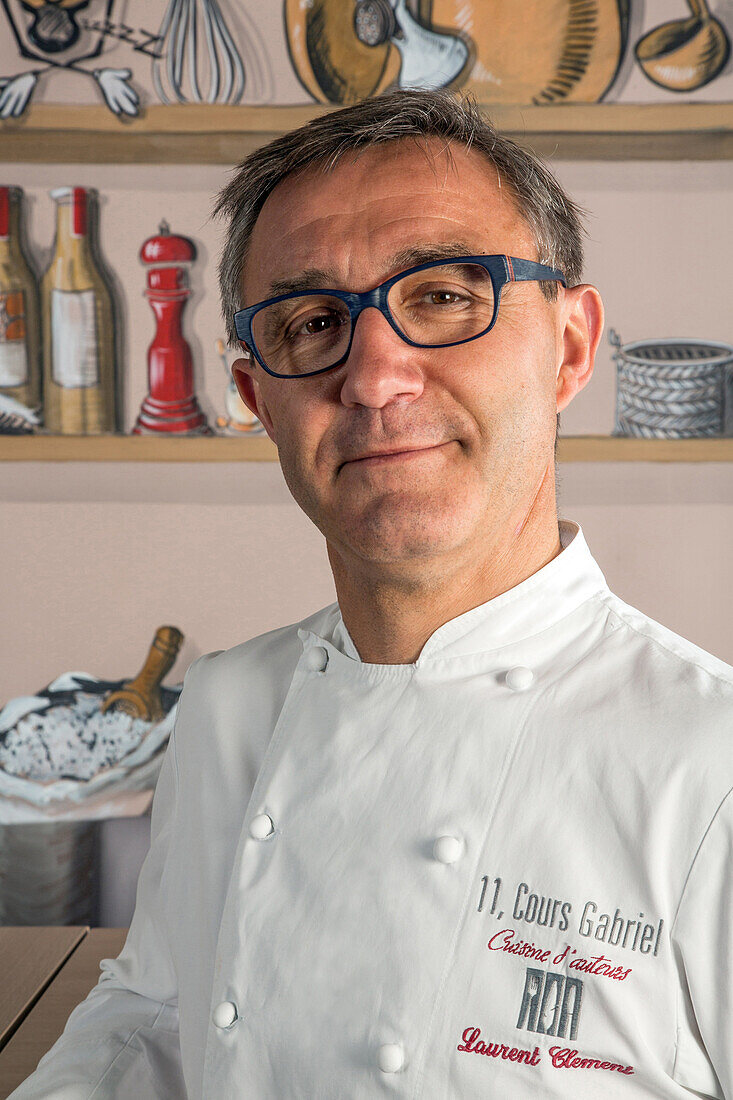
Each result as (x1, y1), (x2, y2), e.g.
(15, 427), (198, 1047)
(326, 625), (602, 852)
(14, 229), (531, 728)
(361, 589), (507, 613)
(53, 195), (93, 263)
(0, 189), (23, 261)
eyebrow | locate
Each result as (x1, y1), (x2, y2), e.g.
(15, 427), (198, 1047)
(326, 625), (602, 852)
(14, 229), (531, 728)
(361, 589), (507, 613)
(266, 269), (336, 297)
(261, 240), (483, 299)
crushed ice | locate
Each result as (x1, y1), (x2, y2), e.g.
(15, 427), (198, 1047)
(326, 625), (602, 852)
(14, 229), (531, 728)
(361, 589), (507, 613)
(0, 692), (152, 781)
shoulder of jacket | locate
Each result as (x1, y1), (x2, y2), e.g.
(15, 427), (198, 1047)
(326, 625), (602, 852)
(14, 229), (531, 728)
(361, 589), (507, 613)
(180, 601), (340, 686)
(601, 591), (733, 696)
(579, 595), (733, 814)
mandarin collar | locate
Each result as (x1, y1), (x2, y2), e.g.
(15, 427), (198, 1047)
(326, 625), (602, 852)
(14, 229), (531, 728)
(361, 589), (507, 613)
(311, 520), (609, 666)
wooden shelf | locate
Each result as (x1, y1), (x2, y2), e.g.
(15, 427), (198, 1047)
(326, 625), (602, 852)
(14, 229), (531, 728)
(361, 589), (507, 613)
(1, 103), (733, 162)
(0, 434), (277, 462)
(1, 434), (732, 463)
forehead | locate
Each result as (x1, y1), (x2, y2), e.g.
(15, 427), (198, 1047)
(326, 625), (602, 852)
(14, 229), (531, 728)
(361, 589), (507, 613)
(243, 138), (537, 298)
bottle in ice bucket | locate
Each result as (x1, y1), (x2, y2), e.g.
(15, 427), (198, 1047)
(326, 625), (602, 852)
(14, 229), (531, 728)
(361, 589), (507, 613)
(0, 186), (41, 411)
(41, 186), (117, 434)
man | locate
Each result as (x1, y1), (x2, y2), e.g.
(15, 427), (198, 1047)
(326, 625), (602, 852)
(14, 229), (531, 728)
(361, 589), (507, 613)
(11, 90), (733, 1099)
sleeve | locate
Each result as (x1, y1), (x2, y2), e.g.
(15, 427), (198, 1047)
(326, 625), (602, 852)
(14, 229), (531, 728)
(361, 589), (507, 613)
(671, 785), (733, 1100)
(6, 658), (203, 1100)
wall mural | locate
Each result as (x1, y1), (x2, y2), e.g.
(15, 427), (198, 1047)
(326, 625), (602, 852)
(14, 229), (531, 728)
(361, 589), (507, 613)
(133, 219), (212, 435)
(284, 0), (627, 105)
(609, 330), (733, 439)
(0, 0), (272, 117)
(214, 338), (266, 436)
(285, 0), (733, 105)
(634, 1), (729, 92)
(152, 0), (245, 105)
(1, 3), (732, 440)
(0, 0), (145, 116)
(0, 0), (732, 119)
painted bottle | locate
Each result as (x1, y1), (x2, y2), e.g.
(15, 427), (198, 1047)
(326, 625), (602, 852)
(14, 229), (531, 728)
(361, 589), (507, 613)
(0, 185), (41, 411)
(41, 186), (117, 434)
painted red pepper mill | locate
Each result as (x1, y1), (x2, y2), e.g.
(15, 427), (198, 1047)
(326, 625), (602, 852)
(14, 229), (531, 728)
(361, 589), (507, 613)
(133, 220), (211, 435)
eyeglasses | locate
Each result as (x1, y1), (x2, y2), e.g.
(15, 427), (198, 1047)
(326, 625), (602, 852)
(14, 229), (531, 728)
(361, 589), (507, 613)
(233, 254), (566, 379)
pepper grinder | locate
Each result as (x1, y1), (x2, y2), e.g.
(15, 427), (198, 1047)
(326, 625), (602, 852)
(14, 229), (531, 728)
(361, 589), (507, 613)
(133, 220), (211, 434)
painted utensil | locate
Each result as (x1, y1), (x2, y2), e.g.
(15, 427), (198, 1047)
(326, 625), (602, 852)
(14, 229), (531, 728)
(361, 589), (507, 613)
(634, 0), (730, 92)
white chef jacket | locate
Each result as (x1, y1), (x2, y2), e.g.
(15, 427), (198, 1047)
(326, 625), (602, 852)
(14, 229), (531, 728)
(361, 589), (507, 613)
(9, 519), (733, 1099)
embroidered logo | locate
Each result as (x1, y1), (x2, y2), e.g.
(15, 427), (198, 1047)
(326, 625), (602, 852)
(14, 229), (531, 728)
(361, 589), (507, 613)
(516, 967), (583, 1040)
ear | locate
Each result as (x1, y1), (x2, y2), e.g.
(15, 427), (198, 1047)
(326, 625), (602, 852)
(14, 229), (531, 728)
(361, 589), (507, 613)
(231, 356), (278, 444)
(555, 284), (604, 413)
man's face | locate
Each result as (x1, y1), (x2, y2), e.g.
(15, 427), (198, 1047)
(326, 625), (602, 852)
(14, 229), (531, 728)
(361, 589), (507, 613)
(233, 139), (588, 571)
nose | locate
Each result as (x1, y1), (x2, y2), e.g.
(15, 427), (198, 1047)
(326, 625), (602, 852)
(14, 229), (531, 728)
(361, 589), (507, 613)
(338, 305), (425, 409)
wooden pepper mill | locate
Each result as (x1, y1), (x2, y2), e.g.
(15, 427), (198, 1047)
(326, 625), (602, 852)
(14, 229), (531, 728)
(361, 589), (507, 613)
(101, 625), (184, 722)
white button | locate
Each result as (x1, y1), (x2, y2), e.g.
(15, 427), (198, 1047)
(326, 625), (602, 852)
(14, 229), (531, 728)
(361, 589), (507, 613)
(303, 646), (329, 672)
(505, 666), (534, 691)
(378, 1043), (405, 1073)
(213, 1000), (238, 1029)
(250, 813), (274, 839)
(433, 835), (464, 864)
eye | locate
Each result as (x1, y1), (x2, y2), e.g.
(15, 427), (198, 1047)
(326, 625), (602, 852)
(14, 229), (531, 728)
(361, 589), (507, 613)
(428, 289), (463, 305)
(282, 304), (349, 341)
(408, 283), (471, 308)
(301, 313), (338, 334)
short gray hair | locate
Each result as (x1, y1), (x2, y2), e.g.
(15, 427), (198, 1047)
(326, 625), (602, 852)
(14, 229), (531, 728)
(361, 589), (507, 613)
(213, 88), (588, 350)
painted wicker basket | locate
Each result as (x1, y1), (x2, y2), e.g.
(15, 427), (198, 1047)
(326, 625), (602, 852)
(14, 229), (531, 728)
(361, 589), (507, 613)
(610, 329), (733, 438)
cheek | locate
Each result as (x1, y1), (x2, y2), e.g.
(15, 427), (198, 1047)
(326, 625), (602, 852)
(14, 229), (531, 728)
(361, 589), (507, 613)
(449, 347), (554, 460)
(270, 390), (331, 474)
(447, 345), (523, 427)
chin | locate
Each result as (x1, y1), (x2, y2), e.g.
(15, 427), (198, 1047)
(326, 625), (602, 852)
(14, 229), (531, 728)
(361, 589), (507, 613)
(348, 514), (472, 564)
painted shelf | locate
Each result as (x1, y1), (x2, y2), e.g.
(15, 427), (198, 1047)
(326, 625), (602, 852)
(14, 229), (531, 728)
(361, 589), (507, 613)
(1, 103), (733, 163)
(1, 435), (732, 463)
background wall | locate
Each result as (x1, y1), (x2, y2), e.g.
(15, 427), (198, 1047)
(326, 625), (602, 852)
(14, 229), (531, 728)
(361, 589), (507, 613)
(1, 155), (732, 924)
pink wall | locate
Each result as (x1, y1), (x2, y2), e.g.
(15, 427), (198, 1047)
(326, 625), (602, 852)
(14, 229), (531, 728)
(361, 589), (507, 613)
(2, 156), (732, 924)
(1, 157), (731, 700)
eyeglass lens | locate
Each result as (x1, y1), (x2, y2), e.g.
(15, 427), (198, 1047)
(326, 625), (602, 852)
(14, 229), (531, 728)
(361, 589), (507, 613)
(251, 262), (496, 376)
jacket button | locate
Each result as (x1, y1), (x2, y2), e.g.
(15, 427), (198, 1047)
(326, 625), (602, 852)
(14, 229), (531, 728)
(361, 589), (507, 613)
(303, 646), (329, 672)
(505, 666), (534, 691)
(433, 835), (464, 864)
(213, 1001), (238, 1029)
(250, 813), (274, 839)
(378, 1043), (405, 1073)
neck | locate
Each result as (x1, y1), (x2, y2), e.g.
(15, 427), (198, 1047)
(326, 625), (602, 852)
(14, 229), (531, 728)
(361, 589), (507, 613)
(327, 469), (563, 665)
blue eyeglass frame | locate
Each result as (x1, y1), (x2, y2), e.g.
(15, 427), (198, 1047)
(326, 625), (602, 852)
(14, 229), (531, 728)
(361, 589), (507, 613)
(233, 254), (567, 379)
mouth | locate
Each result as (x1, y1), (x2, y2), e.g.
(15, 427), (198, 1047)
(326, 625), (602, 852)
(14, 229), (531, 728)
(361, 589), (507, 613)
(340, 442), (450, 471)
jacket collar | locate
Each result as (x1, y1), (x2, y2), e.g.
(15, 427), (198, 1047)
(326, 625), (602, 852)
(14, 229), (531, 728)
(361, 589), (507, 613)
(317, 520), (609, 665)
